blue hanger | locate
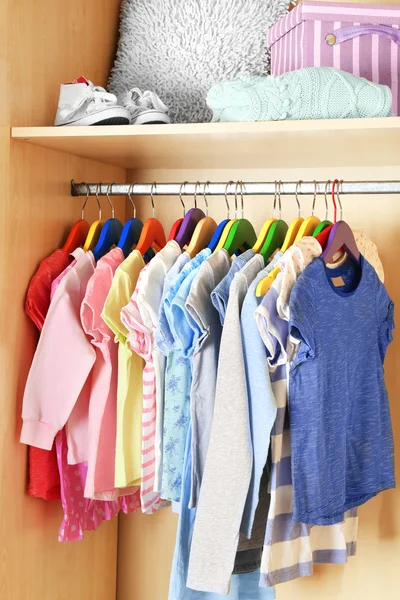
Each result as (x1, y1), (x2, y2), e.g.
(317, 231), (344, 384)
(117, 183), (145, 257)
(208, 181), (233, 251)
(92, 183), (123, 261)
(208, 219), (230, 251)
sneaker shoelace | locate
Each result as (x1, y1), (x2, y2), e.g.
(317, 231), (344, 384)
(59, 84), (118, 120)
(122, 88), (168, 119)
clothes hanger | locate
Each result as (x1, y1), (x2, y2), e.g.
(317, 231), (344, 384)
(321, 220), (360, 265)
(223, 182), (257, 256)
(168, 186), (186, 241)
(316, 179), (340, 248)
(320, 179), (360, 264)
(313, 180), (333, 236)
(186, 182), (217, 258)
(92, 183), (124, 261)
(279, 181), (304, 252)
(208, 182), (233, 251)
(174, 181), (206, 248)
(83, 183), (105, 252)
(117, 183), (145, 257)
(252, 184), (279, 253)
(293, 180), (321, 241)
(63, 181), (91, 253)
(213, 181), (239, 252)
(257, 181), (288, 263)
(135, 182), (167, 255)
(256, 181), (300, 297)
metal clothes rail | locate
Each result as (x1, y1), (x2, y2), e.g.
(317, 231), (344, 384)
(71, 180), (400, 197)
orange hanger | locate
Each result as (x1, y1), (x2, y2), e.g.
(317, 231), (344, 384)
(83, 183), (105, 252)
(135, 182), (166, 255)
(63, 182), (91, 253)
(186, 182), (217, 257)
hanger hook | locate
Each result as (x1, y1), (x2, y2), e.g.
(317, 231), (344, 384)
(179, 181), (188, 217)
(150, 182), (156, 218)
(277, 180), (282, 219)
(324, 180), (330, 221)
(203, 181), (210, 217)
(128, 183), (137, 219)
(239, 181), (245, 218)
(194, 181), (201, 210)
(273, 181), (278, 218)
(95, 183), (102, 220)
(338, 180), (343, 220)
(294, 181), (301, 218)
(224, 180), (234, 218)
(107, 183), (115, 218)
(331, 179), (339, 223)
(179, 181), (187, 217)
(312, 180), (317, 217)
(80, 182), (90, 219)
(234, 182), (242, 218)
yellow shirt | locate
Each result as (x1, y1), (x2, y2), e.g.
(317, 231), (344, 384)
(102, 250), (145, 488)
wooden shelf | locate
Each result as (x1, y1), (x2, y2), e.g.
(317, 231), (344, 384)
(11, 118), (400, 170)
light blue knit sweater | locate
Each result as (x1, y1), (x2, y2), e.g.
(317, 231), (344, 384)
(207, 67), (392, 121)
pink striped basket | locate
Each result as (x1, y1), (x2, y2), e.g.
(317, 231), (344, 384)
(267, 1), (400, 114)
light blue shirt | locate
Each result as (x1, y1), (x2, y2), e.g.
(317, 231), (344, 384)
(156, 252), (191, 356)
(162, 249), (211, 501)
(240, 252), (282, 537)
(211, 249), (256, 324)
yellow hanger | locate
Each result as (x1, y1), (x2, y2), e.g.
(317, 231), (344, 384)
(280, 181), (304, 252)
(293, 180), (320, 242)
(253, 218), (276, 253)
(256, 181), (304, 297)
(83, 183), (104, 251)
(214, 181), (238, 252)
(186, 182), (217, 258)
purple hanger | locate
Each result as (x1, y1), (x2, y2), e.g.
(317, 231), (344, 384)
(321, 221), (360, 264)
(174, 208), (205, 248)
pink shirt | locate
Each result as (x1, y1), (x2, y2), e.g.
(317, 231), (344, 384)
(121, 265), (161, 513)
(21, 251), (96, 464)
(81, 248), (137, 500)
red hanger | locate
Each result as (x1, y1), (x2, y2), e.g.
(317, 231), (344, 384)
(135, 183), (167, 255)
(63, 182), (90, 253)
(316, 180), (340, 249)
(168, 218), (183, 240)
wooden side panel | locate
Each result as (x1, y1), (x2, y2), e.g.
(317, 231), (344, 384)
(0, 0), (124, 599)
(0, 141), (126, 600)
(116, 165), (400, 600)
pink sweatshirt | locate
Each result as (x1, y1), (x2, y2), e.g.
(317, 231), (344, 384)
(21, 251), (96, 464)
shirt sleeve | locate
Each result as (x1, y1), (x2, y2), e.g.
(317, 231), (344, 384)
(376, 280), (395, 363)
(289, 275), (316, 367)
(21, 273), (96, 450)
(101, 270), (130, 343)
(187, 275), (252, 595)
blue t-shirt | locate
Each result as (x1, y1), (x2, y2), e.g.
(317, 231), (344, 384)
(289, 255), (395, 525)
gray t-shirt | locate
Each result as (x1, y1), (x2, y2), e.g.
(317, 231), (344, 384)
(187, 254), (265, 595)
(185, 249), (231, 508)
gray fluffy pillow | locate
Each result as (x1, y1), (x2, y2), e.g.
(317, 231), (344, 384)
(108, 0), (288, 123)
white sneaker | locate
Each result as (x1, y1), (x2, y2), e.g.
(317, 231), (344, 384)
(55, 77), (130, 126)
(121, 88), (170, 125)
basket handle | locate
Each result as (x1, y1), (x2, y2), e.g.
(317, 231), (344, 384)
(326, 24), (400, 47)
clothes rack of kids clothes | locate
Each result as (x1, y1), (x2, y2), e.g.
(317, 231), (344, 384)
(21, 178), (395, 600)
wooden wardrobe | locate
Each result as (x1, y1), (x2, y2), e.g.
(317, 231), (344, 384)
(1, 1), (399, 599)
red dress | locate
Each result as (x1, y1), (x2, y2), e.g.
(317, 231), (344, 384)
(25, 249), (70, 500)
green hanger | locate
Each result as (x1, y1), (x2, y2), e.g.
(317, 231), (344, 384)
(223, 182), (257, 256)
(313, 220), (332, 236)
(259, 219), (288, 262)
(313, 180), (333, 237)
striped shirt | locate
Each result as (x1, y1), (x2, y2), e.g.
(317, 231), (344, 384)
(254, 238), (359, 587)
(121, 265), (161, 514)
